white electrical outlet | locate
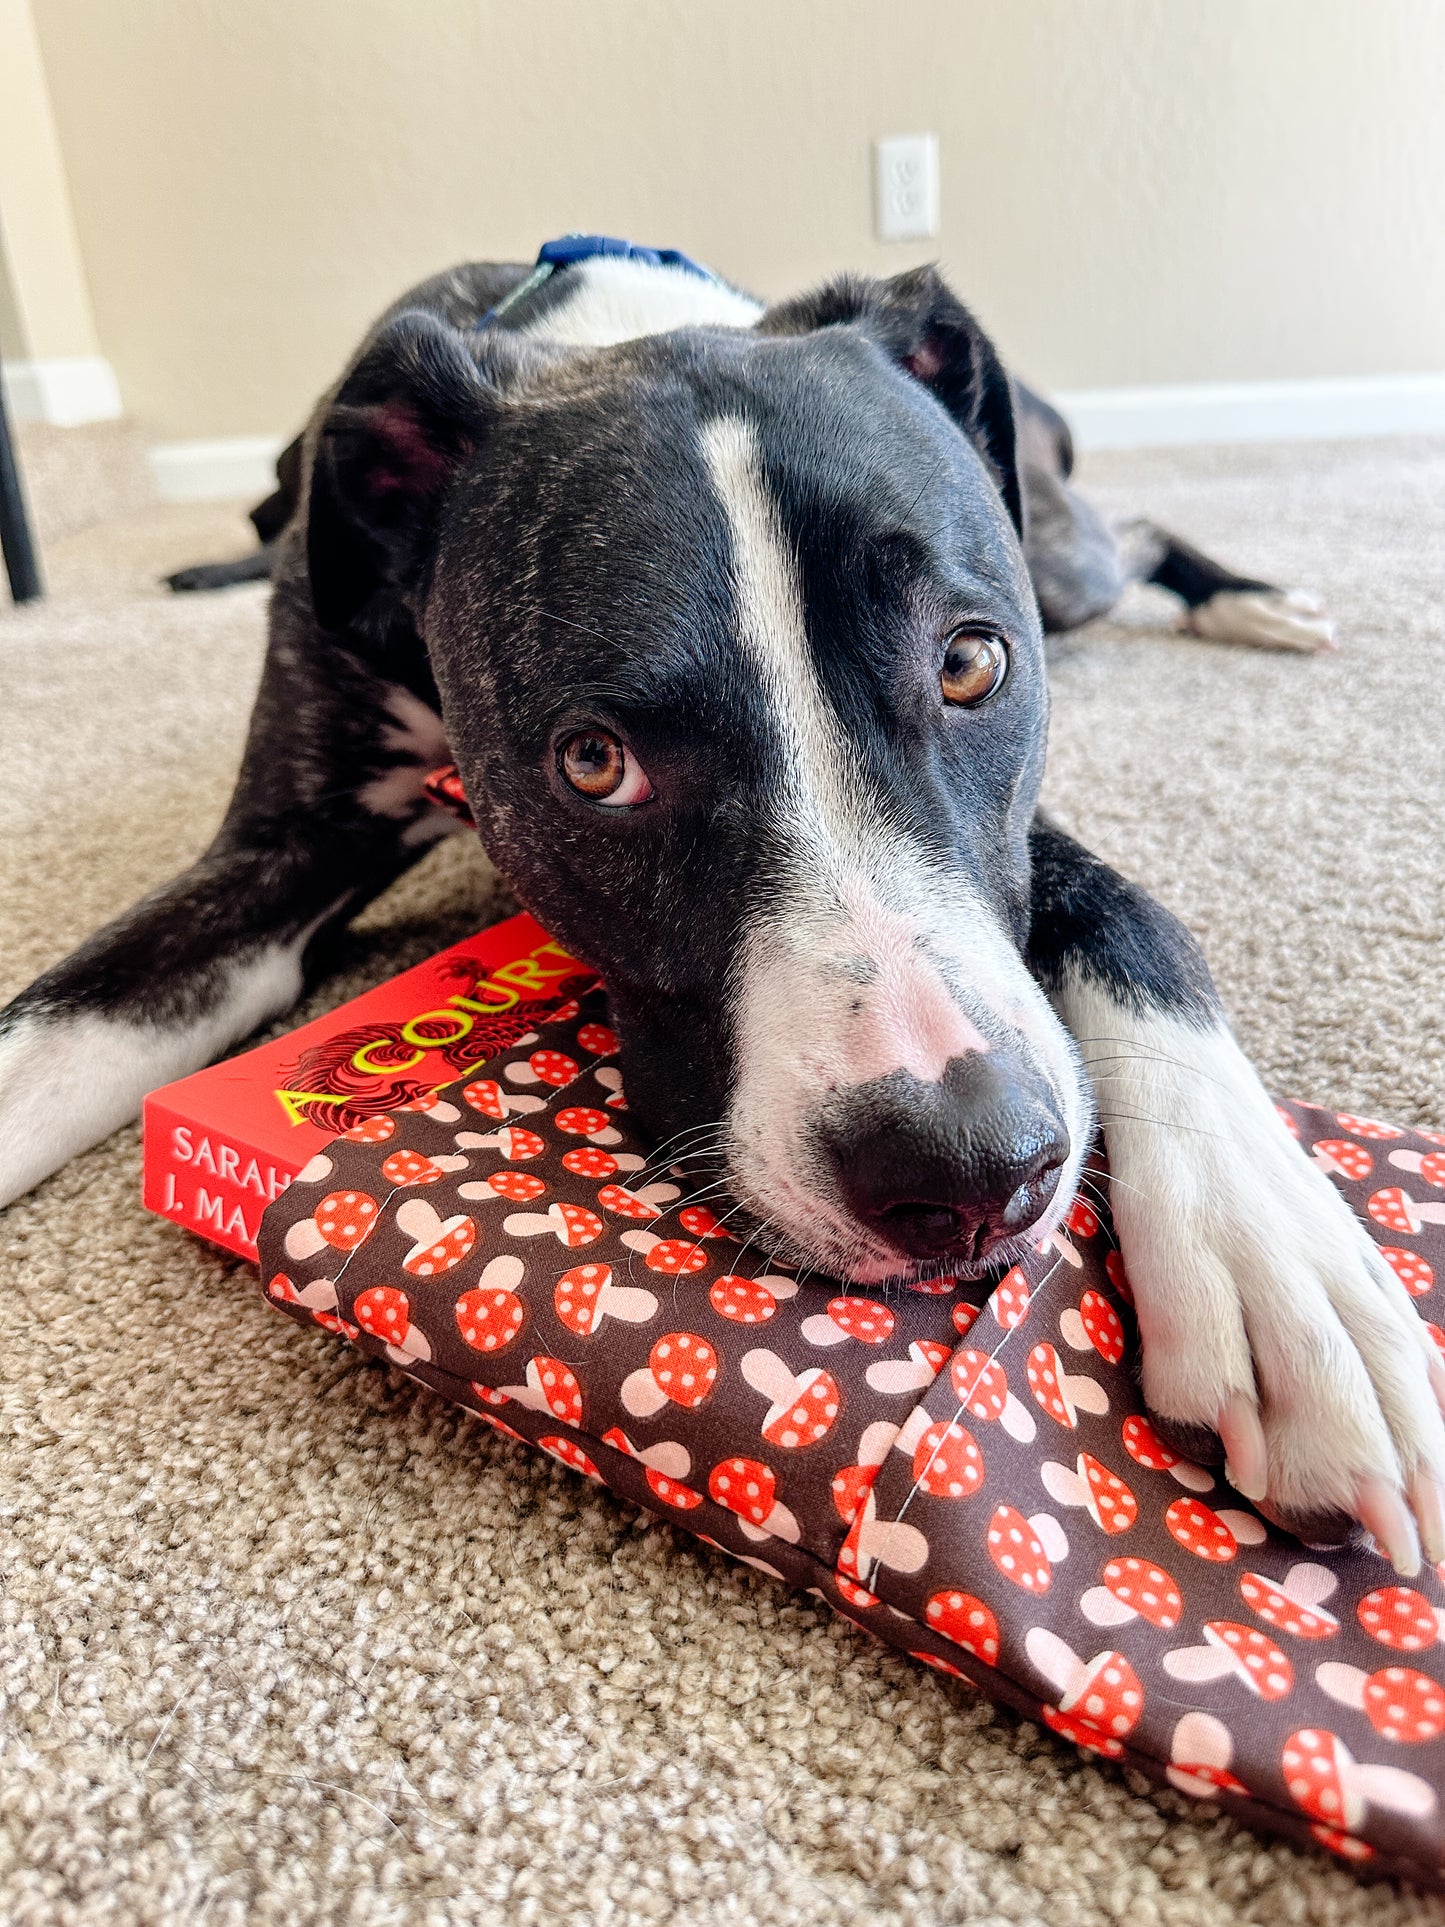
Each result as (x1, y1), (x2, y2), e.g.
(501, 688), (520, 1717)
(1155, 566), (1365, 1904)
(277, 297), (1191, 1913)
(874, 133), (940, 242)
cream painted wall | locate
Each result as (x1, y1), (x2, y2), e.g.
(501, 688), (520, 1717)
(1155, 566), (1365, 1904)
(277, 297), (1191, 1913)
(0, 250), (24, 362)
(23, 0), (1445, 442)
(0, 0), (100, 362)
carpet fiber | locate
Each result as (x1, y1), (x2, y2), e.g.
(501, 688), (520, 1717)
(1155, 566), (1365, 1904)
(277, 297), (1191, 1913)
(3, 438), (1444, 1925)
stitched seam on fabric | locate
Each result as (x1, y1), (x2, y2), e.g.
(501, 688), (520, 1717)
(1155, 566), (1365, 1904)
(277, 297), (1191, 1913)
(854, 1247), (1073, 1592)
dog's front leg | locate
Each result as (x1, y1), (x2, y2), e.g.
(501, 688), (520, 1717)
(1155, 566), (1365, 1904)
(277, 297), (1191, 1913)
(0, 844), (374, 1211)
(0, 636), (456, 1210)
(1028, 817), (1445, 1573)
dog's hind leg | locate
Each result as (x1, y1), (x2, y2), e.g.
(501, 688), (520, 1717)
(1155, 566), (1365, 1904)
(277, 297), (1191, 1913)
(164, 434), (303, 594)
(1015, 381), (1335, 651)
(166, 542), (280, 593)
(0, 591), (462, 1209)
(1119, 520), (1337, 654)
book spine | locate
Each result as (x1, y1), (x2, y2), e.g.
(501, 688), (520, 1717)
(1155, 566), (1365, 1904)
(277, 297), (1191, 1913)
(142, 1097), (298, 1263)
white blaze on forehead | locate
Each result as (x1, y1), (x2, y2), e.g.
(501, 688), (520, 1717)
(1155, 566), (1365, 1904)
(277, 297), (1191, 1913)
(698, 409), (1009, 981)
(700, 413), (1088, 1275)
(699, 414), (868, 854)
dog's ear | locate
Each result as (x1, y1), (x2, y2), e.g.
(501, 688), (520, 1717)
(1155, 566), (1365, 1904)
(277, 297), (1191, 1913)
(758, 266), (1022, 535)
(307, 309), (506, 633)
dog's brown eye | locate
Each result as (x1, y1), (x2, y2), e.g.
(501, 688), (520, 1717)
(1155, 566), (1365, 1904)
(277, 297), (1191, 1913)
(558, 730), (654, 807)
(941, 631), (1008, 707)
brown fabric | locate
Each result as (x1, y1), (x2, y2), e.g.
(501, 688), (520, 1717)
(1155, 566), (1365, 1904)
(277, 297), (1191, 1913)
(259, 986), (1445, 1891)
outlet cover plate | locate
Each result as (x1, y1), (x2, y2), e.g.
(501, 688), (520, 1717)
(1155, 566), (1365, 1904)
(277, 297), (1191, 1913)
(874, 133), (940, 242)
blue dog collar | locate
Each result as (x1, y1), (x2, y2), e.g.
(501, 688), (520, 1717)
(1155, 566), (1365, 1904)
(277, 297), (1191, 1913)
(478, 233), (715, 328)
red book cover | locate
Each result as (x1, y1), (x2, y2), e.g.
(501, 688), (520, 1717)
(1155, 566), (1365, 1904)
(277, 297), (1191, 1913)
(142, 912), (587, 1262)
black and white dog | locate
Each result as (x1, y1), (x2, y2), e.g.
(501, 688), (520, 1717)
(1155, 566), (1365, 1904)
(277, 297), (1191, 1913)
(2, 253), (1441, 1571)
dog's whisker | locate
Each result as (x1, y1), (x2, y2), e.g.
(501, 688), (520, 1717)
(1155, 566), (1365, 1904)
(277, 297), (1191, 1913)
(1076, 1167), (1152, 1213)
(697, 1194), (774, 1256)
(661, 1136), (730, 1169)
(669, 1175), (742, 1217)
(1081, 1061), (1208, 1088)
(535, 606), (625, 650)
(634, 1119), (728, 1165)
(898, 450), (949, 523)
(630, 1123), (730, 1183)
(1082, 1052), (1213, 1080)
(655, 1152), (733, 1196)
(1090, 1108), (1231, 1142)
(662, 1139), (730, 1165)
(723, 1214), (781, 1282)
(1069, 1037), (1238, 1095)
(657, 1123), (727, 1142)
(1086, 1071), (1213, 1111)
(1086, 1067), (1218, 1107)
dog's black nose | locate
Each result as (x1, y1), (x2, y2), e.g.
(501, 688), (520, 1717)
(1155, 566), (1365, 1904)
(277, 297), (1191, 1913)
(816, 1054), (1070, 1268)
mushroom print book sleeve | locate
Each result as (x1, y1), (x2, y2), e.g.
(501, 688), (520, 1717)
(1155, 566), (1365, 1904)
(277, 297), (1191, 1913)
(258, 987), (1445, 1890)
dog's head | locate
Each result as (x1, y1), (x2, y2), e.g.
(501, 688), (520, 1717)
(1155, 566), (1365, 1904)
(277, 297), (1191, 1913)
(309, 266), (1091, 1283)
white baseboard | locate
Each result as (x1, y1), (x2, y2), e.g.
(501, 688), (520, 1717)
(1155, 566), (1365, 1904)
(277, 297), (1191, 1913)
(148, 435), (283, 502)
(1054, 372), (1445, 450)
(2, 354), (122, 426)
(138, 372), (1445, 504)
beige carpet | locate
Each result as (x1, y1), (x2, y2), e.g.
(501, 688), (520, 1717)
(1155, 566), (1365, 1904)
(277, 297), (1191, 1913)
(2, 436), (1444, 1926)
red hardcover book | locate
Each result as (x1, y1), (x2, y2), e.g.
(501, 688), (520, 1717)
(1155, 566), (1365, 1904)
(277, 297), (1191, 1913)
(142, 912), (585, 1262)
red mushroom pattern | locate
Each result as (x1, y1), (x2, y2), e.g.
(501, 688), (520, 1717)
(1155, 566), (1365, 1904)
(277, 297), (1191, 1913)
(258, 993), (1445, 1889)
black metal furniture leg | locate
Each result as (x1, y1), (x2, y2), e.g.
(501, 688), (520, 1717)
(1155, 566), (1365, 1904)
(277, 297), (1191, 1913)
(0, 351), (43, 603)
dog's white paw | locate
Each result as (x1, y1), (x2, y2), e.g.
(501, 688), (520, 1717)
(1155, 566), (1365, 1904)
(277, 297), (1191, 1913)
(1088, 1011), (1445, 1574)
(1, 939), (313, 1210)
(1180, 587), (1337, 654)
(0, 1009), (170, 1209)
